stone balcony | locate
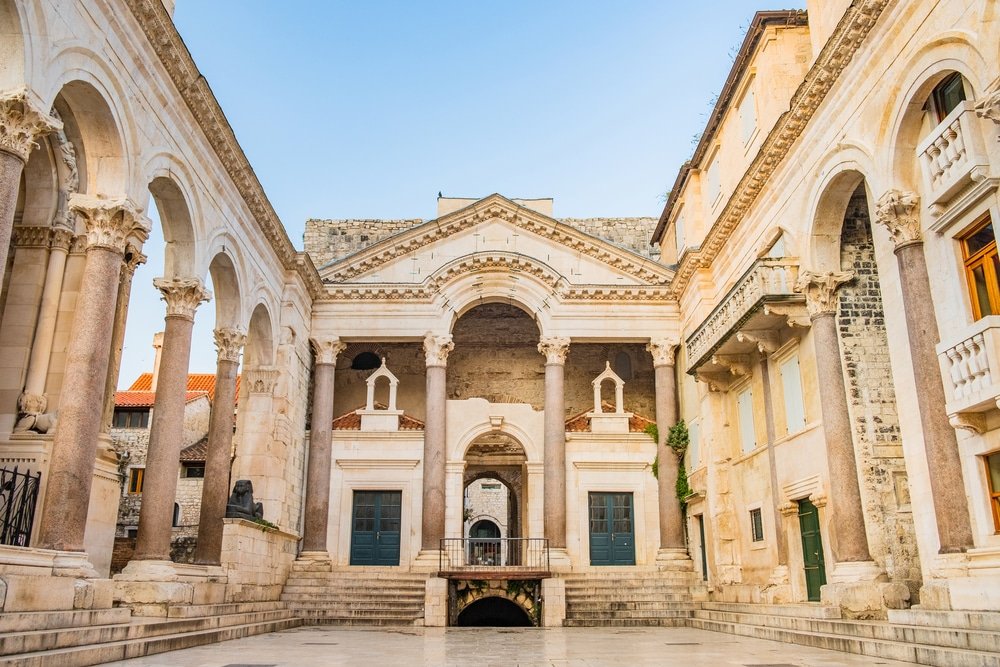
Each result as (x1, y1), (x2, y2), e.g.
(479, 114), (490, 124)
(937, 316), (1000, 433)
(685, 258), (806, 383)
(918, 100), (991, 213)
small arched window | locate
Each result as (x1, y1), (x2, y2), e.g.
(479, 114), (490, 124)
(172, 503), (181, 527)
(612, 351), (633, 381)
(351, 351), (380, 370)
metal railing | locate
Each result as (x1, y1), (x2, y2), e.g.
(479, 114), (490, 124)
(439, 538), (549, 574)
(0, 466), (41, 547)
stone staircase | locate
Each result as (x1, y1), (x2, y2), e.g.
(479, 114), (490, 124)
(690, 602), (1000, 667)
(281, 563), (427, 625)
(0, 601), (300, 666)
(562, 570), (707, 627)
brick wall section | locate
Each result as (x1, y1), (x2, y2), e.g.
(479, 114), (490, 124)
(837, 186), (921, 594)
(560, 217), (660, 260)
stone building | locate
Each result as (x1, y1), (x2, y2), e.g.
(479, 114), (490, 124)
(0, 0), (997, 662)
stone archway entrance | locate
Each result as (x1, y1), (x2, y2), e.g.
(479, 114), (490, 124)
(464, 432), (526, 563)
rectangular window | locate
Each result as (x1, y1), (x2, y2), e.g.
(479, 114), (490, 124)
(931, 72), (967, 122)
(749, 507), (764, 542)
(113, 409), (150, 429)
(961, 215), (1000, 320)
(128, 468), (144, 494)
(182, 463), (205, 479)
(737, 387), (756, 454)
(738, 82), (757, 144)
(986, 452), (1000, 534)
(779, 353), (806, 434)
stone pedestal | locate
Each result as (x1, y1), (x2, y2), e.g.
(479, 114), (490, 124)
(423, 577), (448, 627)
(114, 560), (227, 617)
(541, 577), (566, 627)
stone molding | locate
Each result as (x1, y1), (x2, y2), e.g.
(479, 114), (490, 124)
(794, 270), (855, 318)
(12, 226), (52, 248)
(50, 228), (74, 252)
(69, 195), (150, 254)
(874, 189), (923, 249)
(538, 337), (571, 365)
(663, 0), (891, 298)
(423, 334), (454, 368)
(214, 327), (247, 363)
(975, 80), (1000, 126)
(310, 336), (347, 366)
(153, 276), (211, 321)
(244, 367), (279, 394)
(735, 330), (780, 355)
(0, 89), (62, 162)
(646, 338), (680, 367)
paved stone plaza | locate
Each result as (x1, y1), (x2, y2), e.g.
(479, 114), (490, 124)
(103, 626), (920, 666)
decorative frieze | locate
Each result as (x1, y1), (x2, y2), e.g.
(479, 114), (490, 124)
(12, 226), (53, 248)
(537, 337), (571, 365)
(153, 276), (211, 321)
(874, 190), (922, 248)
(0, 89), (62, 162)
(244, 367), (279, 394)
(310, 336), (347, 366)
(70, 195), (150, 254)
(423, 333), (454, 368)
(794, 270), (854, 318)
(646, 338), (680, 367)
(214, 327), (247, 363)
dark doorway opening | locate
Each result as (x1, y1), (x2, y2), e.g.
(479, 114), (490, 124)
(455, 597), (532, 627)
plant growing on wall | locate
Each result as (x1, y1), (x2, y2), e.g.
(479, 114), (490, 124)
(646, 420), (691, 506)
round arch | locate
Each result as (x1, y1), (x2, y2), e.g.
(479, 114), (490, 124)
(454, 422), (539, 463)
(244, 302), (275, 368)
(207, 252), (242, 330)
(453, 590), (536, 627)
(147, 175), (197, 278)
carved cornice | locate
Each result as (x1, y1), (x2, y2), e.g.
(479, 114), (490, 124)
(665, 0), (891, 298)
(538, 336), (571, 365)
(736, 330), (779, 355)
(153, 276), (211, 321)
(214, 327), (247, 363)
(975, 80), (1000, 126)
(711, 354), (751, 377)
(0, 89), (62, 162)
(123, 0), (322, 298)
(424, 334), (454, 368)
(12, 226), (52, 248)
(310, 336), (347, 366)
(874, 189), (923, 249)
(794, 270), (855, 318)
(70, 195), (150, 254)
(646, 338), (680, 367)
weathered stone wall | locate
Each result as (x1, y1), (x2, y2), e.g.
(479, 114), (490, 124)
(304, 218), (423, 267)
(111, 427), (148, 534)
(465, 478), (509, 537)
(221, 519), (298, 602)
(838, 187), (920, 595)
(175, 476), (203, 528)
(334, 343), (427, 420)
(560, 217), (660, 260)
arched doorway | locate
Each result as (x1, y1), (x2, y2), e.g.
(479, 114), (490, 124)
(464, 432), (526, 565)
(455, 596), (533, 627)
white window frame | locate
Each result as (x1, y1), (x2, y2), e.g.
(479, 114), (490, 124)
(776, 349), (806, 436)
(735, 382), (757, 454)
(737, 77), (758, 146)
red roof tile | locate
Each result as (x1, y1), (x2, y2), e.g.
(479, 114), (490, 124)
(179, 437), (208, 462)
(332, 404), (425, 431)
(114, 390), (209, 408)
(564, 402), (656, 433)
(126, 373), (241, 401)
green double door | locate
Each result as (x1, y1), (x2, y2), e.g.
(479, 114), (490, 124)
(588, 492), (635, 566)
(350, 491), (401, 566)
(798, 498), (827, 601)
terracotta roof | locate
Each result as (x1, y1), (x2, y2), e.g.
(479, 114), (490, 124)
(179, 437), (208, 462)
(332, 404), (425, 431)
(114, 390), (209, 408)
(126, 373), (241, 401)
(564, 402), (656, 433)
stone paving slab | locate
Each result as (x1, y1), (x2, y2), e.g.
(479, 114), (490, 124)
(102, 625), (921, 666)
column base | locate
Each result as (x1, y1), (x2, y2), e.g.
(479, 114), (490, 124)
(114, 559), (228, 616)
(828, 560), (887, 584)
(413, 549), (444, 572)
(917, 548), (1000, 611)
(655, 548), (693, 570)
(821, 561), (909, 620)
(547, 547), (572, 572)
(293, 551), (332, 572)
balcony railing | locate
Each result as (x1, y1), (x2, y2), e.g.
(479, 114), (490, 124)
(686, 258), (802, 370)
(439, 538), (549, 577)
(937, 316), (1000, 421)
(917, 100), (990, 208)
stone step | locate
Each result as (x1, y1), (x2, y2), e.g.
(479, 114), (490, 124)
(563, 618), (687, 628)
(286, 572), (428, 582)
(700, 601), (841, 619)
(296, 614), (422, 627)
(567, 610), (694, 620)
(566, 601), (701, 612)
(0, 608), (133, 634)
(167, 601), (288, 618)
(564, 591), (695, 601)
(689, 616), (1000, 667)
(285, 602), (424, 612)
(889, 609), (1000, 633)
(280, 585), (424, 596)
(0, 617), (301, 667)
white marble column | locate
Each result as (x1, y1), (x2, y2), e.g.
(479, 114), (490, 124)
(538, 336), (570, 551)
(300, 336), (345, 558)
(421, 334), (453, 553)
(37, 196), (149, 555)
(133, 277), (211, 562)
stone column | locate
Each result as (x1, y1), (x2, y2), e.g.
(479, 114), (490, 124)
(647, 338), (690, 565)
(299, 336), (345, 558)
(0, 90), (61, 288)
(101, 244), (146, 431)
(193, 327), (246, 565)
(795, 270), (872, 564)
(874, 190), (974, 553)
(37, 196), (149, 553)
(538, 336), (570, 550)
(421, 334), (453, 552)
(133, 277), (211, 562)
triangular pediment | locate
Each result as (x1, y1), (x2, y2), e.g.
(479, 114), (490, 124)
(318, 194), (674, 292)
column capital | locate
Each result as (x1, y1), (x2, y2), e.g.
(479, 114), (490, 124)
(310, 336), (347, 365)
(70, 194), (151, 254)
(424, 333), (454, 368)
(245, 367), (279, 394)
(214, 327), (247, 363)
(646, 337), (680, 367)
(874, 189), (923, 249)
(0, 89), (62, 162)
(50, 227), (74, 252)
(121, 244), (147, 278)
(153, 276), (211, 321)
(538, 336), (571, 365)
(975, 81), (1000, 126)
(794, 270), (855, 318)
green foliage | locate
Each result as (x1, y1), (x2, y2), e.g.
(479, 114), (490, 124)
(251, 517), (279, 532)
(668, 420), (692, 507)
(645, 423), (659, 479)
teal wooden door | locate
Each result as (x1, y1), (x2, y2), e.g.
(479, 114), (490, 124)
(798, 499), (826, 601)
(588, 492), (635, 566)
(350, 491), (401, 566)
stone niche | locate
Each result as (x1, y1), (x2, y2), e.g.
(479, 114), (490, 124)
(587, 362), (632, 433)
(356, 359), (404, 432)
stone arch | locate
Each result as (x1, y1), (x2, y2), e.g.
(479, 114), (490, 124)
(146, 175), (198, 279)
(806, 153), (877, 272)
(453, 583), (538, 627)
(17, 131), (59, 228)
(207, 252), (242, 330)
(244, 302), (275, 368)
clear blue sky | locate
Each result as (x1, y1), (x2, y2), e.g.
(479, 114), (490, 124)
(119, 1), (805, 381)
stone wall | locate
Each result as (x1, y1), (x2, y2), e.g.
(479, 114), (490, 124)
(304, 218), (423, 267)
(464, 478), (509, 537)
(838, 187), (920, 595)
(560, 217), (660, 260)
(220, 518), (298, 602)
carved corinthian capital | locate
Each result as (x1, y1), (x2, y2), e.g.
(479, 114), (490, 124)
(975, 81), (1000, 127)
(215, 327), (247, 363)
(0, 89), (62, 162)
(874, 189), (922, 249)
(424, 333), (454, 368)
(153, 277), (211, 321)
(794, 270), (855, 317)
(646, 337), (680, 367)
(310, 336), (347, 366)
(69, 194), (151, 254)
(537, 336), (571, 365)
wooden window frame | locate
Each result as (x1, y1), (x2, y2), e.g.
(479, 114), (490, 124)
(930, 72), (967, 123)
(749, 507), (764, 542)
(128, 467), (144, 495)
(960, 214), (1000, 320)
(986, 452), (1000, 534)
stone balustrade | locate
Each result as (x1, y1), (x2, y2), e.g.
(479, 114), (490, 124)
(937, 316), (1000, 424)
(917, 100), (990, 209)
(686, 258), (801, 369)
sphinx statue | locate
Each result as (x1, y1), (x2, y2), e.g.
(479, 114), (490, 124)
(225, 479), (264, 520)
